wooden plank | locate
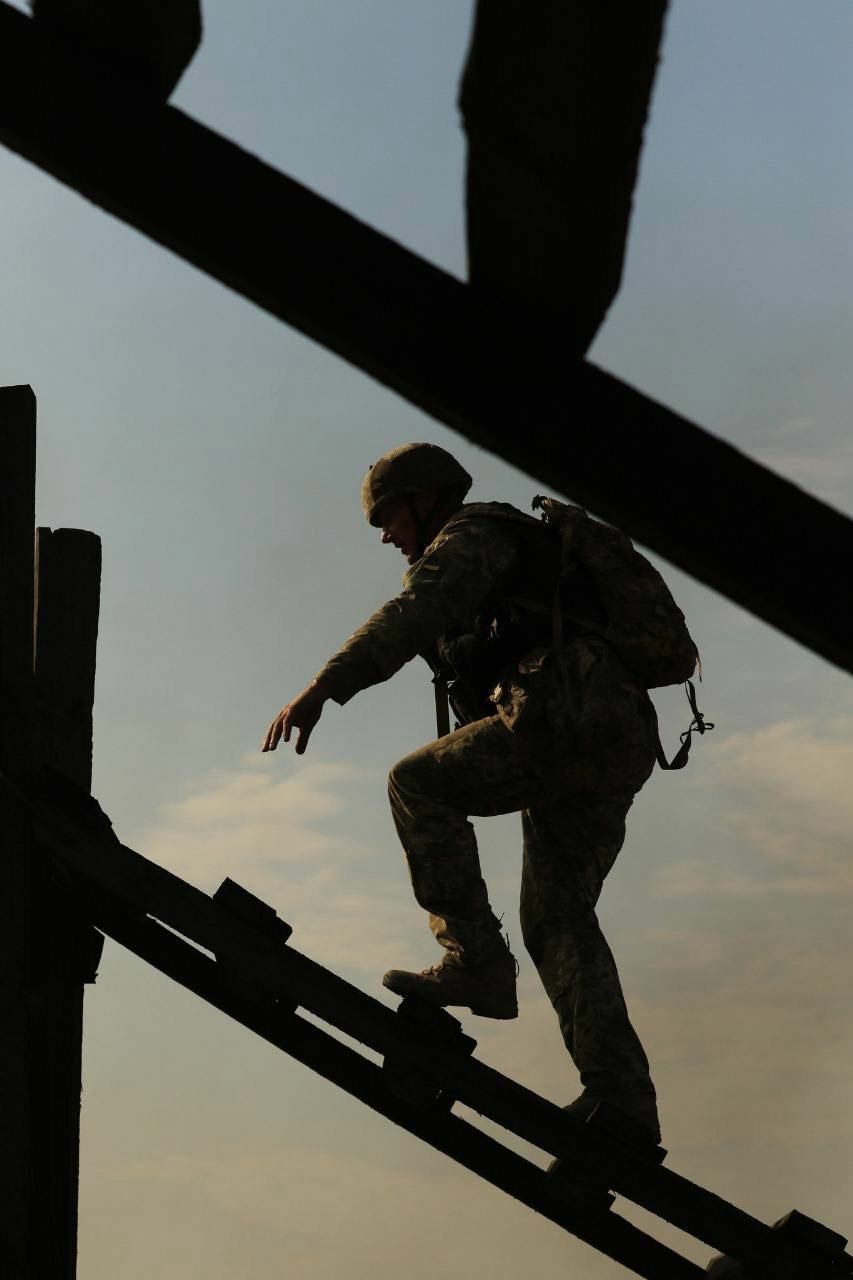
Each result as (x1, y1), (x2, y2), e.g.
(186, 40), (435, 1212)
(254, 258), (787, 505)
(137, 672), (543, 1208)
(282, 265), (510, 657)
(0, 385), (36, 771)
(461, 0), (668, 351)
(1, 5), (853, 674)
(10, 780), (847, 1280)
(35, 528), (101, 791)
(33, 525), (104, 1280)
(30, 0), (202, 100)
(0, 384), (37, 1280)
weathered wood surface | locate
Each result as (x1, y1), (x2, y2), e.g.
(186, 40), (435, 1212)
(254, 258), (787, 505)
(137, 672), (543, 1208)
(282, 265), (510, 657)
(461, 0), (669, 352)
(0, 4), (852, 676)
(8, 775), (848, 1280)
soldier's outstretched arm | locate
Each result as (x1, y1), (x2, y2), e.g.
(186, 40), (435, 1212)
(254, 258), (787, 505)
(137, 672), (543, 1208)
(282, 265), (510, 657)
(262, 679), (329, 756)
(263, 519), (518, 752)
(314, 521), (518, 706)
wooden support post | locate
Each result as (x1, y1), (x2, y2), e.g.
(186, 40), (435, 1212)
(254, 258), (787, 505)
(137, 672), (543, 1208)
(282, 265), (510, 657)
(35, 528), (101, 791)
(0, 384), (38, 1279)
(0, 385), (102, 1279)
(34, 525), (104, 1279)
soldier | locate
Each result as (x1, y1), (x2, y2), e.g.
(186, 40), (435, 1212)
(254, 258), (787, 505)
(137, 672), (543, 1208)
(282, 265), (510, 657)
(263, 442), (665, 1142)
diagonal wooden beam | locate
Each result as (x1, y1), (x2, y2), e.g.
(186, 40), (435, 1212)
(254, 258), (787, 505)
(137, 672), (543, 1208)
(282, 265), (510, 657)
(0, 3), (851, 673)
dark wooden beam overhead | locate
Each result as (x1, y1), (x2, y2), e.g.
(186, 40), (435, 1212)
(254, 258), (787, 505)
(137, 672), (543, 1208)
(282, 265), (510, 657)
(0, 3), (850, 674)
(461, 1), (669, 353)
(30, 0), (202, 99)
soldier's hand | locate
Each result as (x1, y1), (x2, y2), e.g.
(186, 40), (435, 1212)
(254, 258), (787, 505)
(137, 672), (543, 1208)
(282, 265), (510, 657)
(262, 680), (329, 756)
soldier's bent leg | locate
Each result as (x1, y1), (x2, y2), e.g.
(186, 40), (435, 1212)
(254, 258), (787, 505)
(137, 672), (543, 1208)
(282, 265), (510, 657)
(388, 717), (541, 963)
(520, 795), (655, 1100)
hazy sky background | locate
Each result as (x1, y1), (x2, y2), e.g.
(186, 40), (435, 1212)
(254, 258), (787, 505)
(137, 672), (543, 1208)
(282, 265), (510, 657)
(2, 1), (853, 1276)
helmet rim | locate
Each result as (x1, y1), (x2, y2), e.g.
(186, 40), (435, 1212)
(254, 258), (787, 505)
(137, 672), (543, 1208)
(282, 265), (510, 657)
(361, 443), (472, 525)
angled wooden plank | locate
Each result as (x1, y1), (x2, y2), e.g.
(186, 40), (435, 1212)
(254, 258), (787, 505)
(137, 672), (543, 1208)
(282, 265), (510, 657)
(0, 385), (37, 1280)
(461, 0), (668, 351)
(0, 4), (852, 675)
(33, 525), (104, 1280)
(9, 777), (848, 1280)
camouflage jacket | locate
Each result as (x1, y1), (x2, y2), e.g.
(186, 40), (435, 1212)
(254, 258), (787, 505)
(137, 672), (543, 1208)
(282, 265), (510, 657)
(315, 502), (564, 717)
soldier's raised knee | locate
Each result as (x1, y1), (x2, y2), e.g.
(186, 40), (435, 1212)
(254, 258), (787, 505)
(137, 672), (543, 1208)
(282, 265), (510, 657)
(388, 746), (432, 804)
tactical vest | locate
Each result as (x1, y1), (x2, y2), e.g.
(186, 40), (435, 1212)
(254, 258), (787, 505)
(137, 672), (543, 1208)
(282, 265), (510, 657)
(425, 502), (572, 724)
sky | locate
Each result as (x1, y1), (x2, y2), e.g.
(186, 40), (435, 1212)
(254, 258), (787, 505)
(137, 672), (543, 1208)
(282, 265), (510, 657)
(2, 1), (853, 1276)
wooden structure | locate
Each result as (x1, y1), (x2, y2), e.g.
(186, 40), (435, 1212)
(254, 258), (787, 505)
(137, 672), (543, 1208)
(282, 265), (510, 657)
(0, 400), (846, 1276)
(0, 386), (103, 1277)
(1, 0), (852, 674)
(0, 394), (850, 1277)
(2, 1), (853, 1276)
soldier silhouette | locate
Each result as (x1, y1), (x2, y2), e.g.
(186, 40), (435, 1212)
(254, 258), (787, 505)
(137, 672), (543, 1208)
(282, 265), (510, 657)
(264, 443), (700, 1144)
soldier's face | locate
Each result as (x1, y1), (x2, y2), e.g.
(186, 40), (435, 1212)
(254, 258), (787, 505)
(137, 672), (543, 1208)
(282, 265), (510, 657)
(379, 493), (435, 564)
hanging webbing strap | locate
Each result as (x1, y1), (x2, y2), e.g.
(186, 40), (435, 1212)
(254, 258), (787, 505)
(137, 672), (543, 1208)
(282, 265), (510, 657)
(656, 679), (714, 770)
(433, 674), (451, 738)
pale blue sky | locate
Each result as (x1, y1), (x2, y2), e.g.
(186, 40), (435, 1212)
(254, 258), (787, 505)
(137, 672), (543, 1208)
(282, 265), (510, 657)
(2, 2), (852, 1276)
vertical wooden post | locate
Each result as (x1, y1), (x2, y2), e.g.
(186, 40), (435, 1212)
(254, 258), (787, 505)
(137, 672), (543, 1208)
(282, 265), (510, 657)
(34, 526), (104, 1279)
(0, 386), (103, 1278)
(35, 528), (101, 791)
(0, 385), (38, 1279)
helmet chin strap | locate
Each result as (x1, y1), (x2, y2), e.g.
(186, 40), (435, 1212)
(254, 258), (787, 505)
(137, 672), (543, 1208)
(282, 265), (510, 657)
(405, 493), (459, 558)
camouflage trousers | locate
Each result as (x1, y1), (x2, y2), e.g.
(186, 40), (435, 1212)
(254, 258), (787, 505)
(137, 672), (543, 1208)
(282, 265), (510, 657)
(387, 686), (658, 1097)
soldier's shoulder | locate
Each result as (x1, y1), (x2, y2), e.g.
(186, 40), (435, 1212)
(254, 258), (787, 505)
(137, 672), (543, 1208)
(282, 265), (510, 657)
(443, 500), (540, 534)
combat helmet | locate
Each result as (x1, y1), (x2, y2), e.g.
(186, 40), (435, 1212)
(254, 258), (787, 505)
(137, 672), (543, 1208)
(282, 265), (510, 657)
(361, 442), (472, 526)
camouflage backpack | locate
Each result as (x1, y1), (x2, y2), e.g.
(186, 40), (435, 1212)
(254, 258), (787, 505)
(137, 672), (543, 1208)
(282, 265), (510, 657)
(532, 496), (712, 767)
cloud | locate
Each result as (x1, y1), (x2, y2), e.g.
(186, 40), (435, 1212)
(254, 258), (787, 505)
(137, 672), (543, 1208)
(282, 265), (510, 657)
(751, 419), (853, 512)
(657, 716), (853, 896)
(87, 1145), (646, 1280)
(144, 757), (367, 875)
(140, 755), (428, 976)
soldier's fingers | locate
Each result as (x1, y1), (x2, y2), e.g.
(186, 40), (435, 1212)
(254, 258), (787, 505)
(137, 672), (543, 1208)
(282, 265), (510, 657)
(261, 718), (277, 752)
(282, 710), (293, 744)
(295, 723), (312, 755)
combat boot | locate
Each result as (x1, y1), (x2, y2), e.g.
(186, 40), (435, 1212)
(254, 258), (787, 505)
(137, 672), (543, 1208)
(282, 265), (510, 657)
(382, 943), (518, 1019)
(545, 1090), (661, 1213)
(562, 1089), (661, 1145)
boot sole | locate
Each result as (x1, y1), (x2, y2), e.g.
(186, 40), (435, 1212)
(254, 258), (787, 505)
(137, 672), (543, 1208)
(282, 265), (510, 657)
(382, 977), (518, 1020)
(468, 1000), (518, 1020)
